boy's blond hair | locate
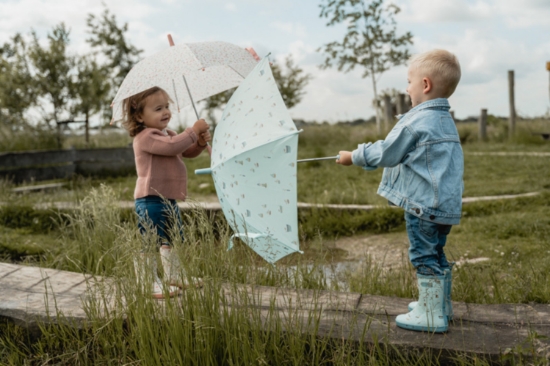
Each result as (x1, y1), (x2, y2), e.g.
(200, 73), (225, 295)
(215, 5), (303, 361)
(409, 49), (461, 98)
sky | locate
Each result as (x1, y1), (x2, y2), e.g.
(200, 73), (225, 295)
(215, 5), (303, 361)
(1, 0), (550, 126)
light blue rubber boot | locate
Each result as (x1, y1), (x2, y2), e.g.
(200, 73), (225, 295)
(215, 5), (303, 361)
(396, 273), (448, 333)
(408, 264), (454, 321)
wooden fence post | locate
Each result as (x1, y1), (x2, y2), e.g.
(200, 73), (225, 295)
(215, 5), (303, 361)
(547, 61), (550, 103)
(508, 70), (516, 137)
(479, 109), (488, 141)
(396, 93), (406, 116)
(383, 95), (393, 131)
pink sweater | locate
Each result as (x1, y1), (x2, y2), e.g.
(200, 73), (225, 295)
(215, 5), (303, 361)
(133, 128), (206, 201)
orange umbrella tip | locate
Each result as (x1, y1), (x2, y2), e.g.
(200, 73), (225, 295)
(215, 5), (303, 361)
(168, 34), (175, 47)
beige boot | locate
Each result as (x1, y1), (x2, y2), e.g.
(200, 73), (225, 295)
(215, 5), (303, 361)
(160, 245), (203, 289)
(133, 253), (180, 299)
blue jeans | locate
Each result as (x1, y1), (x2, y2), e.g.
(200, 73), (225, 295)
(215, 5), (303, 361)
(135, 195), (184, 250)
(405, 212), (452, 276)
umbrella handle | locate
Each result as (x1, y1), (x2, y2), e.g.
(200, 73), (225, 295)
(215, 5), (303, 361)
(195, 168), (212, 175)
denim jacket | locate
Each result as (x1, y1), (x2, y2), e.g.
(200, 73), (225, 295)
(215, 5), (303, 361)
(352, 98), (464, 225)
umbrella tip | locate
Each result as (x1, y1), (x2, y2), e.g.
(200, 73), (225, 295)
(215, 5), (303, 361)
(245, 47), (260, 62)
(168, 34), (175, 47)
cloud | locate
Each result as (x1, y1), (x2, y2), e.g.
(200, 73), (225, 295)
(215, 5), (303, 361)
(396, 0), (491, 23)
(225, 3), (237, 12)
(269, 21), (307, 39)
(497, 0), (550, 28)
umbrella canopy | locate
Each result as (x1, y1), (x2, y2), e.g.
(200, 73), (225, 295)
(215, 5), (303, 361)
(204, 57), (302, 264)
(110, 41), (258, 122)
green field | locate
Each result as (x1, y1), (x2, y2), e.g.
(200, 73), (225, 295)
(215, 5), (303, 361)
(1, 120), (550, 364)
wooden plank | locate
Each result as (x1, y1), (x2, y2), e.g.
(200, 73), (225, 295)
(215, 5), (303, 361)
(1, 262), (549, 362)
(11, 182), (66, 193)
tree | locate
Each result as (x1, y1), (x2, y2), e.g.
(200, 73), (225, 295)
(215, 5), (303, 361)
(70, 56), (111, 144)
(202, 55), (312, 128)
(271, 55), (313, 110)
(86, 6), (142, 123)
(318, 0), (413, 134)
(0, 6), (141, 150)
(27, 23), (75, 136)
(0, 34), (36, 129)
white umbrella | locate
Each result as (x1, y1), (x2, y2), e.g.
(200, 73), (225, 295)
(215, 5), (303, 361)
(110, 40), (258, 123)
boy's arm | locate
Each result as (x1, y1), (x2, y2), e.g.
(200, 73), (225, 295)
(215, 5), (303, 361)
(351, 124), (417, 170)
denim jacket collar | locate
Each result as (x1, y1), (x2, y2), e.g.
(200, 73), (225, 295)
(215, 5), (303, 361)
(397, 98), (450, 120)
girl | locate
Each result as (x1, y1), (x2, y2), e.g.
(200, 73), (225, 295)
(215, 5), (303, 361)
(122, 86), (211, 299)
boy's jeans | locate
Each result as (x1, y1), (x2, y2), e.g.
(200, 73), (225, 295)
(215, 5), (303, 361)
(135, 195), (184, 249)
(405, 212), (452, 276)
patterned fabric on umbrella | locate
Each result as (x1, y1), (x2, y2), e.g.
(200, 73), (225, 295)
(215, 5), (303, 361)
(197, 57), (302, 264)
(110, 41), (258, 122)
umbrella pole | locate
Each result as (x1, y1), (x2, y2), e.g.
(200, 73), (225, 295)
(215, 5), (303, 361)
(182, 75), (200, 120)
(182, 74), (212, 155)
(167, 34), (211, 155)
(297, 155), (340, 163)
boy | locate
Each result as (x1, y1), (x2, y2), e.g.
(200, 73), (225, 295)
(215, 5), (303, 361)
(336, 49), (463, 333)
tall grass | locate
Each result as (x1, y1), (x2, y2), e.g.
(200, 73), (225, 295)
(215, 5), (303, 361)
(3, 184), (550, 364)
(0, 184), (425, 365)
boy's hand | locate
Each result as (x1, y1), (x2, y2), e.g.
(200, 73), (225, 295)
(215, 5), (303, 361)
(192, 119), (209, 135)
(336, 151), (353, 166)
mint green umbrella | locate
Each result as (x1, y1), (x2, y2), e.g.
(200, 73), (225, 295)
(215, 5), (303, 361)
(196, 57), (306, 264)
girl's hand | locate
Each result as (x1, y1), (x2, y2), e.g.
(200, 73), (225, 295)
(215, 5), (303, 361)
(192, 119), (209, 135)
(336, 151), (353, 166)
(198, 130), (211, 147)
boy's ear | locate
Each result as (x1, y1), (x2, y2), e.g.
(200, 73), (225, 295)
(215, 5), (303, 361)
(422, 77), (433, 94)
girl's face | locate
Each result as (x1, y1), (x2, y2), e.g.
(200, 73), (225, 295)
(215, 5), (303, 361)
(137, 92), (171, 130)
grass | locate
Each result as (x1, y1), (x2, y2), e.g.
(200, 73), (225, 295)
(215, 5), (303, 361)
(0, 186), (497, 365)
(1, 120), (550, 364)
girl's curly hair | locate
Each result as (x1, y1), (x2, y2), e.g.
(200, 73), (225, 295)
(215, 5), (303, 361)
(122, 87), (172, 137)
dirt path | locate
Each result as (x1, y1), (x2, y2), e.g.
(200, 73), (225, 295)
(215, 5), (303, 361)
(327, 232), (410, 270)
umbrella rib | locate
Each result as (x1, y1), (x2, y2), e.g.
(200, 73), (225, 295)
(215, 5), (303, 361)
(227, 64), (247, 78)
(212, 130), (301, 168)
(172, 79), (181, 112)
